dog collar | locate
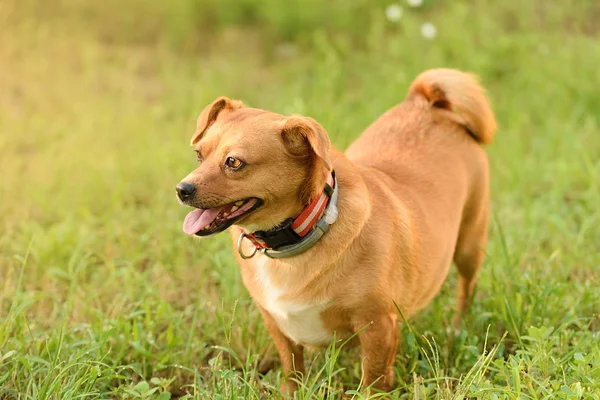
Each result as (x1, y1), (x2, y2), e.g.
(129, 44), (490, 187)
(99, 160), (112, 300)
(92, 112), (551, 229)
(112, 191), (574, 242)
(237, 171), (338, 259)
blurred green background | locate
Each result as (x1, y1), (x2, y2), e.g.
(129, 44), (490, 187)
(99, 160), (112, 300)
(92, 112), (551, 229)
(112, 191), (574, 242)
(1, 0), (599, 398)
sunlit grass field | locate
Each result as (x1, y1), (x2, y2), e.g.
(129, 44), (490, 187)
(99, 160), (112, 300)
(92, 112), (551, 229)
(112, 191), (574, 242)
(1, 0), (599, 398)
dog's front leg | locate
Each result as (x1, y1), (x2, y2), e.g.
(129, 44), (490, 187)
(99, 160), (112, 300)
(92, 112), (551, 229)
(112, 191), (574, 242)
(258, 307), (305, 396)
(355, 313), (399, 394)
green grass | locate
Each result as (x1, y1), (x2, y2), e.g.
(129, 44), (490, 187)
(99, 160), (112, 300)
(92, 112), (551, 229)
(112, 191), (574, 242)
(1, 0), (599, 398)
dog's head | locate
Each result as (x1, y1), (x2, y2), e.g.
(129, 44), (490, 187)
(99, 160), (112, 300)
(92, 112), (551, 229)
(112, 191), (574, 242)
(177, 96), (332, 236)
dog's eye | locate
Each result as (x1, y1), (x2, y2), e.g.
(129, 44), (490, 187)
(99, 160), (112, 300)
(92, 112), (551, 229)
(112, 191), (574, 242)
(195, 150), (203, 162)
(225, 156), (244, 170)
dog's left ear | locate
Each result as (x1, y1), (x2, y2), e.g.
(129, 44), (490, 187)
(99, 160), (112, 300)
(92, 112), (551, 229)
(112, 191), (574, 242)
(190, 96), (244, 145)
(281, 116), (332, 170)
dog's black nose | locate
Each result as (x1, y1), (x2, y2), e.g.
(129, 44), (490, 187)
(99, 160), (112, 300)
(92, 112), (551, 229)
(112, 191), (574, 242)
(176, 182), (196, 201)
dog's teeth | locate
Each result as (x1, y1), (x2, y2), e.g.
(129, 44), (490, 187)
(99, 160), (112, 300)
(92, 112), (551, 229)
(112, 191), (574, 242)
(230, 206), (238, 212)
(223, 212), (229, 217)
(235, 201), (244, 206)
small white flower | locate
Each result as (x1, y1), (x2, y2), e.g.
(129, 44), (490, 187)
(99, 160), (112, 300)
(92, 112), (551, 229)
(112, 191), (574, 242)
(420, 22), (437, 39)
(276, 43), (297, 59)
(385, 4), (404, 22)
(407, 0), (423, 7)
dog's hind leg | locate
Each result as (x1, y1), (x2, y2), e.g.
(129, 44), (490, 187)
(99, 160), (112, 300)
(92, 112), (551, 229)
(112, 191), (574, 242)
(452, 203), (489, 329)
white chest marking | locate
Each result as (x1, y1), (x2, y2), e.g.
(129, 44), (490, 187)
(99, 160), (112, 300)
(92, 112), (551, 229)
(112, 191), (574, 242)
(255, 258), (332, 346)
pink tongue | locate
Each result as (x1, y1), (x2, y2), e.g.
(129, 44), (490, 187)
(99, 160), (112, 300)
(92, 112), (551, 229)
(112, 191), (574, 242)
(182, 207), (224, 235)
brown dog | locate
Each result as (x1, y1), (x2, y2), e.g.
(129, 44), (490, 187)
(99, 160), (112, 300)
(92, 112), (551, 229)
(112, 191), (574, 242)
(177, 68), (496, 395)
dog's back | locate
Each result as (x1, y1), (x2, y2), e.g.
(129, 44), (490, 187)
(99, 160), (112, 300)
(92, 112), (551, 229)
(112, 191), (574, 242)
(347, 68), (495, 164)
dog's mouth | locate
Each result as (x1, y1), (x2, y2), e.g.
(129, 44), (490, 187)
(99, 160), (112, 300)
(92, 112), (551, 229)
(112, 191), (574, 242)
(182, 198), (263, 236)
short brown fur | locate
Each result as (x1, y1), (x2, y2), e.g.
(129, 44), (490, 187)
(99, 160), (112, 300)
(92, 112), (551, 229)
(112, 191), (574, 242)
(178, 68), (497, 395)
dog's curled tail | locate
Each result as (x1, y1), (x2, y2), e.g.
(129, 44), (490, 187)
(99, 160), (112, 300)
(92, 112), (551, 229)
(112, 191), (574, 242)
(408, 68), (497, 145)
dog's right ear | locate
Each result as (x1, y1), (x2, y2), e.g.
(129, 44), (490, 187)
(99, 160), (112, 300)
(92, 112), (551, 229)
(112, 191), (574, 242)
(190, 97), (244, 145)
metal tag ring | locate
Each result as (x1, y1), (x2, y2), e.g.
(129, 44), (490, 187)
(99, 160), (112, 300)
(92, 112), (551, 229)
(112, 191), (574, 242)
(237, 232), (258, 259)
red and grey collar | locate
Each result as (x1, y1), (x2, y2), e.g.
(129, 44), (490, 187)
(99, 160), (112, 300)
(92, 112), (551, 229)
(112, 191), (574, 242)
(237, 171), (339, 259)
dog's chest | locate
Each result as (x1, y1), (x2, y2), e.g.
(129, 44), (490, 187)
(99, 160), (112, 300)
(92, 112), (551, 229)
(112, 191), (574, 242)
(254, 258), (332, 346)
